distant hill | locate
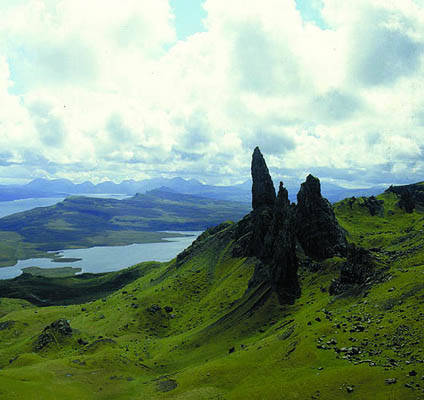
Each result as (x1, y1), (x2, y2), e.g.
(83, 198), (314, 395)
(1, 150), (423, 400)
(0, 190), (251, 266)
(0, 176), (384, 203)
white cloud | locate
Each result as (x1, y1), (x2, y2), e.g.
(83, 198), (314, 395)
(0, 0), (423, 186)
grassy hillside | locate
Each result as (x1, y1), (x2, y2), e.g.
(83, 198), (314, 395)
(0, 190), (250, 267)
(0, 192), (423, 399)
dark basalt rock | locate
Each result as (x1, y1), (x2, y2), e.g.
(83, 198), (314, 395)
(196, 148), (360, 304)
(251, 147), (276, 210)
(386, 183), (424, 213)
(249, 206), (275, 258)
(296, 174), (347, 260)
(232, 201), (274, 259)
(360, 196), (384, 216)
(329, 245), (376, 295)
(238, 149), (300, 304)
(35, 318), (72, 351)
(264, 183), (300, 304)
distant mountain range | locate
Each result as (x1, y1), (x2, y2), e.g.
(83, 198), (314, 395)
(0, 176), (384, 203)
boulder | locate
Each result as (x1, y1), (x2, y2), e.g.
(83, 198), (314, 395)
(35, 318), (72, 351)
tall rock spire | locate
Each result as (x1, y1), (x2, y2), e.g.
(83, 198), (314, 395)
(237, 147), (300, 304)
(251, 147), (276, 210)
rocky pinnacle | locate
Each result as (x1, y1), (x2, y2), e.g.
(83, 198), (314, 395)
(266, 182), (300, 304)
(251, 147), (276, 210)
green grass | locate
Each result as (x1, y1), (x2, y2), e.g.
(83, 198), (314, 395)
(0, 193), (423, 399)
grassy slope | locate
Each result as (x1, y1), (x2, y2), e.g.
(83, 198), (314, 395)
(0, 262), (162, 306)
(0, 191), (250, 267)
(0, 194), (423, 399)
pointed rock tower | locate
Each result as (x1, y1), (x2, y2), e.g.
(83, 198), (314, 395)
(235, 147), (300, 304)
(251, 147), (276, 210)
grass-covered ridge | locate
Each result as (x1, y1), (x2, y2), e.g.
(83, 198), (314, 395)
(0, 189), (250, 267)
(0, 190), (423, 399)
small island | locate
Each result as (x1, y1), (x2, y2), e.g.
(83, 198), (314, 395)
(22, 266), (82, 278)
(52, 257), (82, 263)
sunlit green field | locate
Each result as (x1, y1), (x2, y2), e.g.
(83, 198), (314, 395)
(0, 193), (423, 399)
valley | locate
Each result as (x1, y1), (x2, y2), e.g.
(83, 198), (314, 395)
(0, 149), (423, 399)
(0, 190), (250, 268)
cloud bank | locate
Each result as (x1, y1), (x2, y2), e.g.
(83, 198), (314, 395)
(0, 0), (423, 187)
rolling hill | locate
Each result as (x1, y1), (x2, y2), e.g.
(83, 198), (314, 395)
(0, 149), (422, 399)
(0, 189), (251, 267)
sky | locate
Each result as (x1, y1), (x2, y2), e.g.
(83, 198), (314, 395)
(0, 0), (424, 187)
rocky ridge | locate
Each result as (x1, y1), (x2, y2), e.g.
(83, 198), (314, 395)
(176, 147), (375, 305)
(232, 147), (348, 304)
(386, 183), (424, 213)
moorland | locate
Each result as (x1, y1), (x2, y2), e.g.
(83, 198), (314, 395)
(0, 149), (423, 399)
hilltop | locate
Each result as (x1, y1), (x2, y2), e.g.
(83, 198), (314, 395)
(0, 148), (423, 399)
(0, 176), (383, 204)
(0, 190), (250, 267)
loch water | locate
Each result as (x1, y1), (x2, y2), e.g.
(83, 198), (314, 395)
(0, 231), (201, 280)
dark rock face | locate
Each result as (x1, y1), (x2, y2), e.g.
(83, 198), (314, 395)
(386, 183), (424, 213)
(194, 148), (357, 303)
(296, 174), (347, 260)
(249, 207), (275, 258)
(35, 318), (72, 351)
(234, 149), (300, 304)
(360, 196), (384, 216)
(251, 147), (276, 210)
(264, 183), (300, 304)
(329, 245), (375, 295)
(233, 200), (274, 260)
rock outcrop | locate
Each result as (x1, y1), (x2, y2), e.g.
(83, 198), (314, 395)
(251, 147), (276, 210)
(386, 183), (424, 213)
(35, 318), (72, 351)
(360, 196), (384, 216)
(182, 148), (354, 304)
(233, 150), (299, 304)
(264, 183), (300, 304)
(296, 174), (347, 260)
(329, 245), (376, 295)
(233, 147), (276, 259)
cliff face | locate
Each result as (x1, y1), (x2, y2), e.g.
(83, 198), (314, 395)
(296, 174), (348, 260)
(264, 183), (300, 304)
